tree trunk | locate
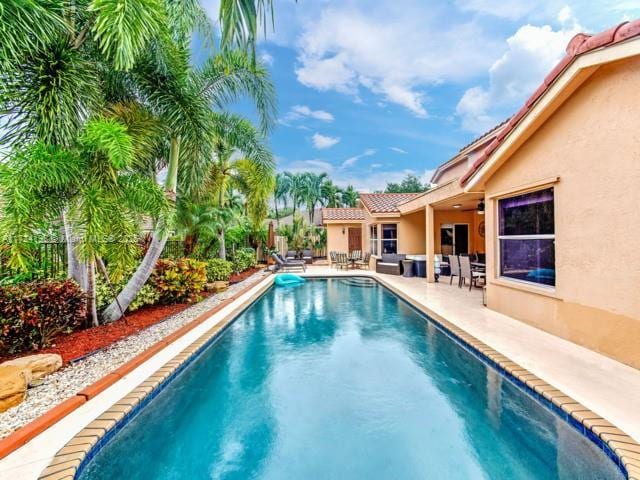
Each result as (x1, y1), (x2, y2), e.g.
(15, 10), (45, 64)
(87, 259), (98, 327)
(62, 208), (87, 290)
(274, 196), (279, 227)
(218, 228), (226, 260)
(102, 136), (180, 323)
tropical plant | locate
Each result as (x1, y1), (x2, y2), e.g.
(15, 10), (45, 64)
(273, 172), (291, 226)
(229, 248), (257, 273)
(299, 172), (328, 223)
(321, 179), (342, 208)
(0, 279), (87, 355)
(341, 185), (359, 207)
(176, 198), (228, 256)
(152, 258), (207, 303)
(205, 258), (233, 282)
(96, 274), (159, 313)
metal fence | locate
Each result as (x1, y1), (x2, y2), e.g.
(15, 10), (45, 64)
(0, 239), (187, 281)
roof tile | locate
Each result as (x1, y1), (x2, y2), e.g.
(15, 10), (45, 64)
(359, 193), (422, 213)
(321, 208), (364, 221)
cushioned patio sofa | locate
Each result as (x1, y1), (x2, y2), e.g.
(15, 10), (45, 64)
(375, 254), (406, 275)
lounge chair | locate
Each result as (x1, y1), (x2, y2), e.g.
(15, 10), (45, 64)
(459, 255), (485, 290)
(355, 252), (371, 270)
(302, 249), (313, 264)
(286, 250), (297, 259)
(272, 253), (306, 272)
(448, 255), (460, 286)
(375, 254), (406, 275)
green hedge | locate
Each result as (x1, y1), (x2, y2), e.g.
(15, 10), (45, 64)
(152, 258), (207, 303)
(206, 259), (233, 282)
(229, 248), (256, 273)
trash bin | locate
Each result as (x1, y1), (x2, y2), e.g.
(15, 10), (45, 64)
(402, 259), (414, 277)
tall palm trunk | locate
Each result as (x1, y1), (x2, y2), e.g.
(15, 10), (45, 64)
(218, 229), (226, 260)
(87, 258), (98, 327)
(102, 136), (181, 322)
(274, 195), (279, 227)
(63, 208), (88, 290)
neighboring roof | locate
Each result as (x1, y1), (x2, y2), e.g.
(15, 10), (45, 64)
(321, 208), (365, 222)
(359, 193), (422, 214)
(460, 19), (640, 186)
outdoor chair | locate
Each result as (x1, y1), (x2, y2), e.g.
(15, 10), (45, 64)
(376, 254), (406, 275)
(302, 249), (313, 264)
(350, 250), (362, 261)
(448, 255), (460, 286)
(329, 251), (338, 269)
(355, 252), (371, 270)
(286, 251), (297, 259)
(336, 252), (350, 270)
(272, 253), (306, 272)
(459, 255), (485, 291)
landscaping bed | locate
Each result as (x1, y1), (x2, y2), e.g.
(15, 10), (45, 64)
(0, 269), (269, 439)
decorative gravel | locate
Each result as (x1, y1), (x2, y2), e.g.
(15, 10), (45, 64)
(0, 270), (270, 439)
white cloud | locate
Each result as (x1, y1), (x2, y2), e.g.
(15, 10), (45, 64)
(371, 163), (383, 169)
(557, 5), (573, 24)
(389, 147), (408, 154)
(285, 159), (334, 174)
(285, 104), (334, 122)
(312, 133), (340, 149)
(456, 14), (581, 132)
(294, 2), (499, 118)
(259, 51), (274, 66)
(341, 148), (376, 169)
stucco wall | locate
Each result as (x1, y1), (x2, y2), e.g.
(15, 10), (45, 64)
(326, 223), (362, 258)
(484, 57), (640, 369)
(398, 209), (426, 254)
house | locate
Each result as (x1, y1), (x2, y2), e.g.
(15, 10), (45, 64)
(322, 19), (640, 369)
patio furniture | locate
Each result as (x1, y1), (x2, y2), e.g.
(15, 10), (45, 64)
(355, 252), (371, 269)
(376, 254), (406, 275)
(448, 255), (460, 286)
(350, 250), (362, 261)
(272, 253), (306, 272)
(459, 255), (485, 291)
(402, 259), (414, 277)
(336, 252), (350, 270)
(302, 249), (313, 264)
(329, 251), (338, 269)
(286, 251), (297, 259)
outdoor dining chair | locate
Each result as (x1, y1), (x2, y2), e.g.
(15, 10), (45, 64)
(355, 252), (371, 269)
(448, 255), (460, 286)
(329, 251), (338, 269)
(459, 255), (485, 291)
(336, 252), (350, 270)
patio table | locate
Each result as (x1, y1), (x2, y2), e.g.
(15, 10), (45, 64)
(471, 262), (486, 272)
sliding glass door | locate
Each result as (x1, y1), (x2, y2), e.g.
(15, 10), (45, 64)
(440, 224), (469, 255)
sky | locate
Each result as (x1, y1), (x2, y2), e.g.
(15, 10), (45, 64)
(199, 0), (640, 192)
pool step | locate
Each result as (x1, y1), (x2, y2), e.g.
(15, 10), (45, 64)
(339, 278), (377, 288)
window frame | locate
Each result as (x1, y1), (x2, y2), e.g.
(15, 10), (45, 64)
(369, 224), (378, 256)
(496, 187), (556, 289)
(381, 223), (398, 254)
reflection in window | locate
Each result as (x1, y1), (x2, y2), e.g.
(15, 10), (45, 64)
(370, 225), (378, 255)
(382, 224), (397, 254)
(498, 188), (555, 286)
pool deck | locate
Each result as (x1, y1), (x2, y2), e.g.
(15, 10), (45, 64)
(1, 267), (640, 479)
(304, 267), (640, 445)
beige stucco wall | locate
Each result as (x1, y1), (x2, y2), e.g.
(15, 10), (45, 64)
(484, 57), (640, 369)
(398, 209), (426, 254)
(325, 223), (362, 258)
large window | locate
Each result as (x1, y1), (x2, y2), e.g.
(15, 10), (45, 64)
(382, 224), (397, 254)
(498, 187), (555, 287)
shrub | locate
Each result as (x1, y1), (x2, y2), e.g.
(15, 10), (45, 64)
(206, 259), (233, 282)
(0, 280), (87, 355)
(96, 277), (160, 313)
(152, 258), (207, 303)
(229, 248), (256, 273)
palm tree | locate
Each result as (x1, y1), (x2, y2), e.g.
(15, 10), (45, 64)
(201, 113), (274, 260)
(342, 185), (359, 207)
(0, 118), (168, 326)
(322, 179), (342, 208)
(300, 172), (328, 224)
(273, 172), (291, 226)
(286, 172), (306, 218)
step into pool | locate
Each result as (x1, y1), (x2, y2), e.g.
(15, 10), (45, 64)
(78, 279), (623, 479)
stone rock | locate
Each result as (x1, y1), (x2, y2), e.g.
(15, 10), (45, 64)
(2, 353), (63, 381)
(0, 366), (32, 412)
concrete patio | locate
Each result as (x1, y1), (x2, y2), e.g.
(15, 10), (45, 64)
(303, 266), (640, 443)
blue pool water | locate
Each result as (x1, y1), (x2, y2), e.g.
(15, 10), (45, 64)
(78, 279), (623, 479)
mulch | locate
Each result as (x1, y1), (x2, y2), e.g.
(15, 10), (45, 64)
(1, 267), (265, 365)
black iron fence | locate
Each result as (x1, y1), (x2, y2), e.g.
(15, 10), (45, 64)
(0, 239), (187, 282)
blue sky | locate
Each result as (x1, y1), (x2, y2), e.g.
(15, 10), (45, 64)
(200, 1), (639, 191)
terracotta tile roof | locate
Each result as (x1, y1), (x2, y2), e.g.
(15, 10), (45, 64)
(460, 19), (640, 186)
(322, 208), (365, 221)
(457, 117), (511, 154)
(359, 193), (422, 213)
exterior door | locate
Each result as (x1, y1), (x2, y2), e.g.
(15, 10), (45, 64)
(348, 228), (362, 253)
(454, 224), (469, 254)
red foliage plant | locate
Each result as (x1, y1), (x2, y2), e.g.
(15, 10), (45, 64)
(0, 280), (87, 355)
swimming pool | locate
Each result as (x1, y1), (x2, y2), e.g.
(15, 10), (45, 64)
(76, 278), (623, 479)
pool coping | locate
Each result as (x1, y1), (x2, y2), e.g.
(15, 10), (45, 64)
(37, 273), (640, 480)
